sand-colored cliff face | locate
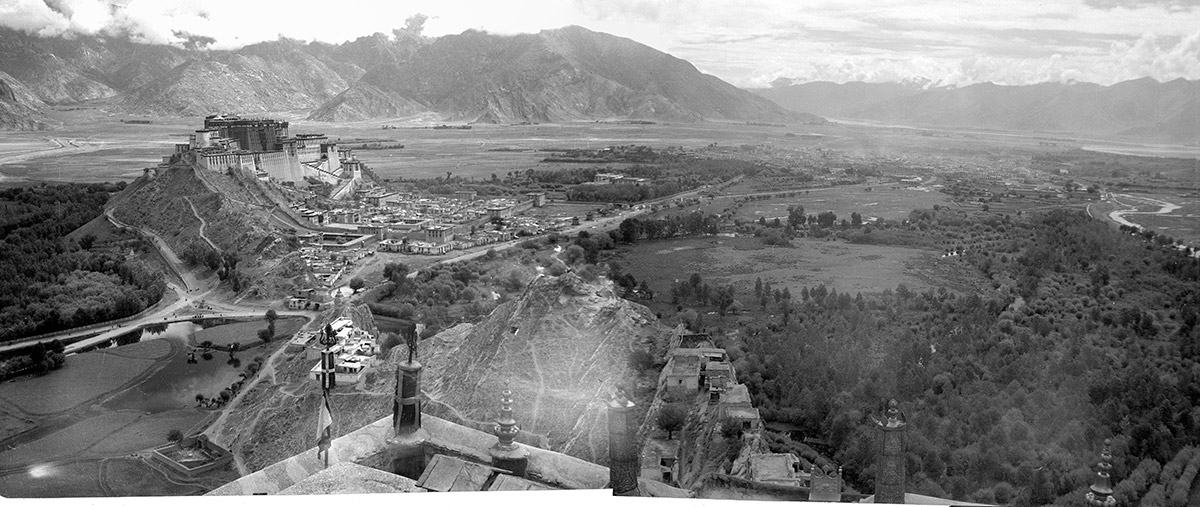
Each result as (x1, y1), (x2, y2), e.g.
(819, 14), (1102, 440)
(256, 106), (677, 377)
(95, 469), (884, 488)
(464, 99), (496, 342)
(416, 272), (673, 465)
(210, 274), (673, 473)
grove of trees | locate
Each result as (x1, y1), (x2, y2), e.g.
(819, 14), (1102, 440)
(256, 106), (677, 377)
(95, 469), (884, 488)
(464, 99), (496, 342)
(714, 209), (1200, 505)
(0, 182), (164, 343)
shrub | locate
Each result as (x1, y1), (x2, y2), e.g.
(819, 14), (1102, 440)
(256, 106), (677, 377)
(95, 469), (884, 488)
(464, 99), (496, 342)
(657, 403), (688, 439)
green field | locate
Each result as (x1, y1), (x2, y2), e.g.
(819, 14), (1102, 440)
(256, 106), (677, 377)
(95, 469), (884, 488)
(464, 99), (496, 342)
(0, 411), (143, 466)
(0, 461), (105, 497)
(706, 183), (951, 223)
(617, 235), (987, 303)
(190, 317), (306, 348)
(0, 339), (171, 415)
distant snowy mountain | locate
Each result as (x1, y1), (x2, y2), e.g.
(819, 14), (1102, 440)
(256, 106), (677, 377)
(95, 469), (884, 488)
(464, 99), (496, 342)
(753, 78), (1200, 144)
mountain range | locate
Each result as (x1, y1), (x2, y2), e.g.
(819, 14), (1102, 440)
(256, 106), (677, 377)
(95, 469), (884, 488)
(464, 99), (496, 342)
(752, 79), (1200, 145)
(3, 24), (1194, 144)
(0, 26), (808, 127)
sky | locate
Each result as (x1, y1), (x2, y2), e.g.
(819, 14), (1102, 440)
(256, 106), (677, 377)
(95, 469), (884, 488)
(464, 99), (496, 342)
(1, 0), (1199, 88)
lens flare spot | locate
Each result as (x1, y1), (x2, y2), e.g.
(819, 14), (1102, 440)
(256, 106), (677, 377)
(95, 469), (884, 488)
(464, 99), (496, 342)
(28, 463), (55, 478)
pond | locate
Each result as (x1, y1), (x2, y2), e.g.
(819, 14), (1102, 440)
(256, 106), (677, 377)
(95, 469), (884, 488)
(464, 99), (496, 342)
(102, 322), (248, 414)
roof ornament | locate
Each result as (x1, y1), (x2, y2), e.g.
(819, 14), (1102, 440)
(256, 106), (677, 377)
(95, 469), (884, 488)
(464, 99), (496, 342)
(494, 383), (520, 450)
(872, 399), (906, 428)
(1086, 439), (1117, 506)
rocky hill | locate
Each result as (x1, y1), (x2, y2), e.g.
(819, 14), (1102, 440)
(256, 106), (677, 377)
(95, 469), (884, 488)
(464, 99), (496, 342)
(210, 273), (674, 472)
(115, 39), (354, 116)
(310, 26), (810, 124)
(106, 161), (298, 291)
(0, 70), (49, 130)
(753, 78), (1200, 144)
(416, 272), (673, 464)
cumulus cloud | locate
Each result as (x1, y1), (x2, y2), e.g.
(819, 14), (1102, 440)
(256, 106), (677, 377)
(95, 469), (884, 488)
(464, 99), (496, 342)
(0, 0), (214, 45)
(661, 0), (1200, 87)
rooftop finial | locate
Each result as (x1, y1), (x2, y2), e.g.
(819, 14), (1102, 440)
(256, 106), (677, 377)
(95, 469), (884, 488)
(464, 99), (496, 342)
(401, 321), (418, 363)
(874, 399), (906, 428)
(489, 381), (530, 476)
(494, 383), (520, 450)
(1086, 439), (1117, 506)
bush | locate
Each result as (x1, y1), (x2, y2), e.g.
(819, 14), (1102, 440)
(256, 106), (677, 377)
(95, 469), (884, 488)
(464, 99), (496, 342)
(657, 403), (688, 439)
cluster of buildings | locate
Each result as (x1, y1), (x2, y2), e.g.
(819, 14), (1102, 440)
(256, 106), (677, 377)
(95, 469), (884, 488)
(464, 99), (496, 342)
(305, 314), (381, 386)
(378, 228), (514, 256)
(169, 115), (364, 199)
(289, 189), (571, 257)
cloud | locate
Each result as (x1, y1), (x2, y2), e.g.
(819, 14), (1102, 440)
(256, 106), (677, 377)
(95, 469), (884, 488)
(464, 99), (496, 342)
(0, 0), (214, 45)
(1084, 0), (1200, 11)
(1109, 31), (1200, 81)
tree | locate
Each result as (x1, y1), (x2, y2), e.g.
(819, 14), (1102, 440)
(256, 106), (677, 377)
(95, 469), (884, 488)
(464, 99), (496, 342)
(851, 212), (863, 227)
(715, 285), (736, 315)
(817, 211), (837, 228)
(383, 262), (411, 283)
(258, 328), (272, 343)
(564, 244), (586, 265)
(349, 277), (365, 291)
(787, 206), (806, 228)
(167, 429), (183, 442)
(658, 403), (688, 439)
(636, 279), (654, 300)
(265, 309), (278, 325)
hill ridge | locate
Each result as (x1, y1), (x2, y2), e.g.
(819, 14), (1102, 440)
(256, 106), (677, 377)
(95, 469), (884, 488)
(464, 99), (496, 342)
(0, 25), (815, 128)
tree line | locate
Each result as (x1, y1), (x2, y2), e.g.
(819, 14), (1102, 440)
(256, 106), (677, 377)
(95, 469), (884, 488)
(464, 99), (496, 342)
(0, 183), (165, 343)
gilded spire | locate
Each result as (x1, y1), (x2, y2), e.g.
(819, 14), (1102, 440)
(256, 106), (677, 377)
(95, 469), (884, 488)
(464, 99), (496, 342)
(1086, 439), (1117, 507)
(494, 385), (520, 450)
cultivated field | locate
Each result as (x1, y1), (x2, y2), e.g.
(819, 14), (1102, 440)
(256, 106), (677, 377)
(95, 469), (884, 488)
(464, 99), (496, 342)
(618, 235), (988, 301)
(190, 317), (306, 348)
(0, 411), (143, 465)
(0, 461), (104, 497)
(708, 183), (950, 222)
(0, 339), (171, 415)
